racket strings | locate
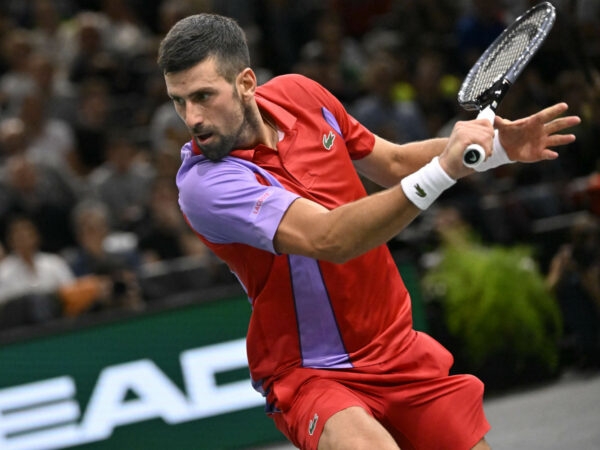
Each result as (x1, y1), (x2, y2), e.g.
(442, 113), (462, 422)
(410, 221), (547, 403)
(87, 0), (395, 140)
(460, 6), (555, 106)
(475, 31), (532, 91)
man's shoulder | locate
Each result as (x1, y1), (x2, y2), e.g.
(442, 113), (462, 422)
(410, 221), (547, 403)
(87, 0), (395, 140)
(257, 74), (328, 101)
(259, 73), (318, 89)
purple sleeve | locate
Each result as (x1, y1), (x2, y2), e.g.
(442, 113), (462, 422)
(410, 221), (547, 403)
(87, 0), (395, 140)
(177, 156), (300, 253)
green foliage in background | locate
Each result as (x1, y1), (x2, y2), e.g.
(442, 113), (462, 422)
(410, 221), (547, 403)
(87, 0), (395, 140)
(423, 232), (562, 381)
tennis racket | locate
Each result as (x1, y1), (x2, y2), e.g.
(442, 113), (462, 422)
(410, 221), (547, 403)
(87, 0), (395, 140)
(458, 2), (557, 168)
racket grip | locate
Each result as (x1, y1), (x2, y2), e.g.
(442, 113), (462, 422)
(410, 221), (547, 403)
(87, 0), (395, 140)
(463, 144), (486, 168)
(462, 106), (496, 168)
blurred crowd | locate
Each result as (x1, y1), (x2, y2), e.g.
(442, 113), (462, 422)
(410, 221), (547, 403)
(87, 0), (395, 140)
(0, 0), (598, 353)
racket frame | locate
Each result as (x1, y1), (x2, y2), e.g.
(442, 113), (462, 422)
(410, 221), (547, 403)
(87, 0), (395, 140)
(458, 2), (557, 168)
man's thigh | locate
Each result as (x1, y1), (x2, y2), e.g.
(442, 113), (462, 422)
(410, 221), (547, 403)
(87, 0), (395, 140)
(271, 378), (370, 450)
(318, 406), (399, 450)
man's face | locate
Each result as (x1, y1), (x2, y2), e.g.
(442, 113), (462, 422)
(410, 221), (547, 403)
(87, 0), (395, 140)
(164, 57), (255, 161)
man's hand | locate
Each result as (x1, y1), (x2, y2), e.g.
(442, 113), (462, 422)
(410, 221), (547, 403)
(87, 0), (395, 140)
(495, 102), (581, 163)
(438, 118), (495, 179)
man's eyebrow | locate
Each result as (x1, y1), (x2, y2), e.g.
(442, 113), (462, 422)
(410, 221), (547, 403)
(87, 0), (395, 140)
(170, 87), (217, 100)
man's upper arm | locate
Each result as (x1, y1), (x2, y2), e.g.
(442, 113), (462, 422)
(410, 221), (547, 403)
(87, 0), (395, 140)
(273, 197), (330, 258)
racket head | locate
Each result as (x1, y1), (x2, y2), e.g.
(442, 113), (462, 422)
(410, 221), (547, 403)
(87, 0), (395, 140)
(458, 2), (557, 111)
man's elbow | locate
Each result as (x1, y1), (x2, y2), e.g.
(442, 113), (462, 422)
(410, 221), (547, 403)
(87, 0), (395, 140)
(311, 235), (359, 264)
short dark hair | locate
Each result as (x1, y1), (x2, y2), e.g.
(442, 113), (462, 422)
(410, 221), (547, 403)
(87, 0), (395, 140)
(157, 13), (250, 82)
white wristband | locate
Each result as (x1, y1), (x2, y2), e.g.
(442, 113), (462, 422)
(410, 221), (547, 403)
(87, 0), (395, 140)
(474, 130), (514, 172)
(401, 156), (456, 210)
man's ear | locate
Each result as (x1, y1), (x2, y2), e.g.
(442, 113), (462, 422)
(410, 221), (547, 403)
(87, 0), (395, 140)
(237, 68), (257, 100)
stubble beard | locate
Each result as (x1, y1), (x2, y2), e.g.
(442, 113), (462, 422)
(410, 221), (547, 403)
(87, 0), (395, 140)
(196, 95), (260, 162)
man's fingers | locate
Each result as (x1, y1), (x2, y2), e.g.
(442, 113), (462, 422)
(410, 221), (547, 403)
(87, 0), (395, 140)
(537, 102), (570, 121)
(540, 149), (559, 160)
(545, 115), (581, 134)
(538, 103), (581, 132)
(546, 133), (577, 148)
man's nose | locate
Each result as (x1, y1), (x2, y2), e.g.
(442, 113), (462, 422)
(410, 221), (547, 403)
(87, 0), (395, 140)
(184, 103), (203, 129)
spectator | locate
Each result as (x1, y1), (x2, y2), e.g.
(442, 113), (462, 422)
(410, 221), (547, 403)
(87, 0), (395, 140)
(0, 28), (36, 118)
(148, 96), (190, 156)
(156, 0), (195, 37)
(411, 49), (459, 137)
(0, 215), (74, 325)
(350, 53), (428, 145)
(28, 0), (75, 81)
(88, 132), (155, 231)
(15, 89), (76, 172)
(0, 117), (27, 162)
(553, 70), (600, 179)
(454, 0), (507, 73)
(98, 0), (157, 127)
(255, 0), (317, 76)
(547, 213), (600, 369)
(0, 154), (78, 252)
(64, 199), (140, 277)
(330, 0), (394, 39)
(60, 199), (143, 316)
(365, 0), (459, 61)
(136, 176), (210, 264)
(27, 51), (77, 123)
(100, 0), (153, 60)
(70, 78), (112, 178)
(67, 12), (120, 91)
(294, 9), (367, 104)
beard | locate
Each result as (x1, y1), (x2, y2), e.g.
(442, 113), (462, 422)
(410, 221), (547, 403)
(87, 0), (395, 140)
(196, 130), (239, 161)
(194, 93), (260, 162)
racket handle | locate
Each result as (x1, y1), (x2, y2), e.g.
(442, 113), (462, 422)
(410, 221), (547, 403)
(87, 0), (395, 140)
(463, 106), (497, 168)
(463, 144), (486, 168)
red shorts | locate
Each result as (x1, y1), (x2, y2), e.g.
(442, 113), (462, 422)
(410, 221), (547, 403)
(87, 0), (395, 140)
(268, 331), (490, 450)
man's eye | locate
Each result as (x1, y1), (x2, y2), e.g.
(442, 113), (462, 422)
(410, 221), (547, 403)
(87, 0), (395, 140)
(194, 92), (211, 102)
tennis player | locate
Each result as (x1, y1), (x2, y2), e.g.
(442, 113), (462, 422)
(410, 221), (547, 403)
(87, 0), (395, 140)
(157, 13), (579, 450)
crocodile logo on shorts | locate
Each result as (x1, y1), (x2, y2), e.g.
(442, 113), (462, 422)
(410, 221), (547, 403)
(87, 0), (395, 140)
(308, 413), (319, 435)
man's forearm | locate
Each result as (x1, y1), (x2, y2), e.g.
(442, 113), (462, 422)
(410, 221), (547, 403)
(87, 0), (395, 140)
(356, 136), (449, 188)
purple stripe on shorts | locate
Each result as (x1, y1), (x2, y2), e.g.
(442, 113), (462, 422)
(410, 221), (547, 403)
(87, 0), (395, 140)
(289, 254), (352, 368)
